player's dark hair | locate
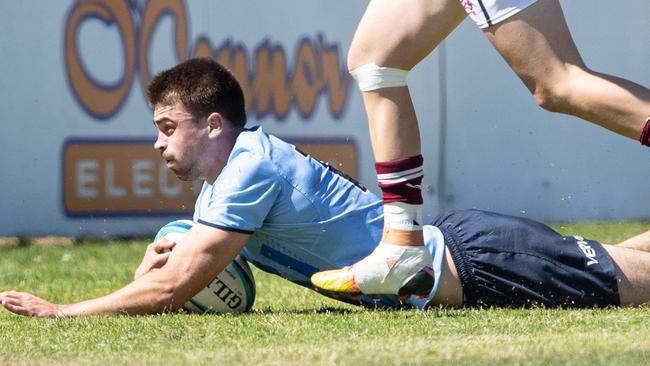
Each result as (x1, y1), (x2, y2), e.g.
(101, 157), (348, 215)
(147, 58), (247, 128)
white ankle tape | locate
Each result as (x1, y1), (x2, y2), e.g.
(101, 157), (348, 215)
(350, 63), (408, 91)
(384, 202), (422, 231)
(354, 244), (432, 294)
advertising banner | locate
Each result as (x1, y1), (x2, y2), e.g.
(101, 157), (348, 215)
(1, 1), (649, 236)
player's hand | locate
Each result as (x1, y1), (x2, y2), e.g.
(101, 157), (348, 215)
(133, 238), (176, 280)
(0, 291), (62, 318)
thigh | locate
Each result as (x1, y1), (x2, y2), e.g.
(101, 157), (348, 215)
(602, 244), (650, 306)
(482, 0), (585, 90)
(348, 0), (467, 70)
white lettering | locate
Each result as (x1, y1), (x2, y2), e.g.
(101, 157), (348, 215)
(76, 160), (98, 198)
(575, 237), (599, 266)
(105, 160), (126, 198)
(132, 160), (153, 197)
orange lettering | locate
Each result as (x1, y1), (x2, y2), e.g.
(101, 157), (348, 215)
(64, 1), (351, 122)
(139, 0), (188, 89)
(292, 39), (321, 117)
(65, 0), (136, 118)
(320, 36), (351, 117)
(253, 41), (291, 119)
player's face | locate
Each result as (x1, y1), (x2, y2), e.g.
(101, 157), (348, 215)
(153, 102), (209, 181)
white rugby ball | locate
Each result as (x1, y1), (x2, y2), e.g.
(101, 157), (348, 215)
(154, 220), (255, 314)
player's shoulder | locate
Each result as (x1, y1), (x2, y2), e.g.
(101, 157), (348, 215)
(230, 125), (294, 161)
(230, 125), (271, 159)
(217, 126), (287, 186)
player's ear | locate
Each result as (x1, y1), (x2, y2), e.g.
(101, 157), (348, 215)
(206, 112), (223, 135)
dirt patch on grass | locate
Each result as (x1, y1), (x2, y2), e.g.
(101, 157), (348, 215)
(0, 236), (75, 247)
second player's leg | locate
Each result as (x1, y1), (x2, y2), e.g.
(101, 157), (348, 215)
(311, 0), (467, 295)
(483, 0), (650, 141)
(616, 230), (650, 253)
(352, 0), (467, 252)
(348, 0), (467, 162)
(602, 244), (650, 306)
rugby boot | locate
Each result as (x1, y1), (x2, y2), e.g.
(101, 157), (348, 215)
(311, 244), (434, 297)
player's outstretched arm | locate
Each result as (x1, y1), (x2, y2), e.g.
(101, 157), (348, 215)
(0, 224), (249, 318)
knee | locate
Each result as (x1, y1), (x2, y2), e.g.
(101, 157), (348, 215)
(529, 66), (590, 113)
(346, 35), (416, 73)
(531, 75), (579, 114)
(532, 84), (569, 113)
(347, 41), (372, 74)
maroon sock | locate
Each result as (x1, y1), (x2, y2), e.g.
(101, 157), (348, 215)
(375, 155), (423, 204)
(640, 117), (650, 147)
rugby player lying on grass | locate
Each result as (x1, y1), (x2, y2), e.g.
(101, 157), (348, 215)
(2, 58), (650, 317)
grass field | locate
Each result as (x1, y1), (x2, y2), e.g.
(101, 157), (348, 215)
(2, 221), (650, 365)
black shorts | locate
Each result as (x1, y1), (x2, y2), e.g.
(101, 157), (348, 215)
(432, 209), (620, 308)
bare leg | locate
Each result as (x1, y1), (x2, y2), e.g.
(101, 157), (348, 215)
(617, 230), (650, 252)
(602, 245), (650, 306)
(311, 0), (467, 295)
(350, 0), (466, 250)
(484, 0), (650, 140)
(349, 0), (467, 162)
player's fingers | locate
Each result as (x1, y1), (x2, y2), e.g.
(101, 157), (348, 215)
(154, 238), (176, 253)
(1, 297), (19, 307)
(152, 251), (172, 267)
(0, 292), (12, 304)
(1, 297), (22, 309)
(146, 242), (158, 254)
(3, 292), (45, 307)
(0, 290), (23, 300)
(1, 293), (24, 306)
(2, 301), (31, 316)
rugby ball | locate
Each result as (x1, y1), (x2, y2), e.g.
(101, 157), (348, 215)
(154, 220), (255, 314)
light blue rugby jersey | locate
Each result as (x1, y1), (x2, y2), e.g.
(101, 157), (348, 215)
(193, 126), (445, 309)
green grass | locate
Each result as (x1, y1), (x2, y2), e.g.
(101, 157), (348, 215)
(1, 222), (650, 365)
